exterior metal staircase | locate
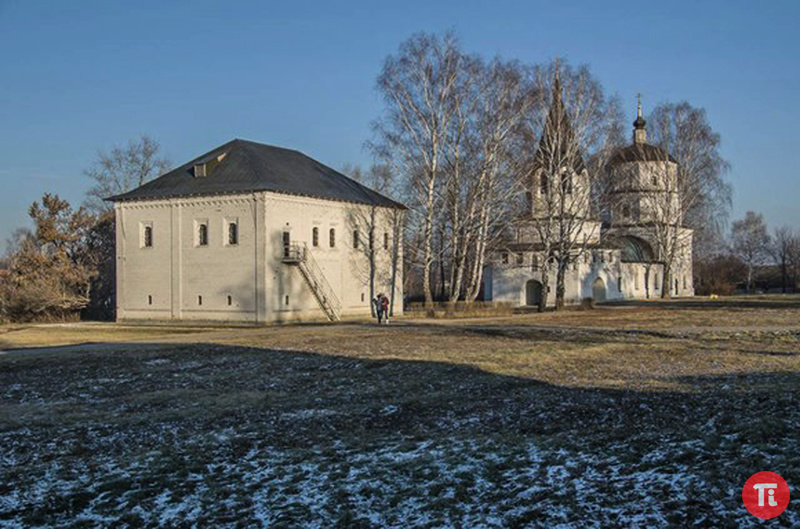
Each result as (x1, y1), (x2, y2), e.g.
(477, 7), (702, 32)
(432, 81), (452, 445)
(282, 243), (341, 322)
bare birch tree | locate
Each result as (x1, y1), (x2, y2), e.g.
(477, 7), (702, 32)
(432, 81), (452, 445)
(645, 102), (731, 297)
(732, 211), (771, 293)
(371, 32), (464, 309)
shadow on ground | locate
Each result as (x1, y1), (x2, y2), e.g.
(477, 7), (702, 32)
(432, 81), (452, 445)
(1, 341), (798, 526)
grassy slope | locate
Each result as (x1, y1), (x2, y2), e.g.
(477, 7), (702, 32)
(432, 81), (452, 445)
(1, 296), (799, 526)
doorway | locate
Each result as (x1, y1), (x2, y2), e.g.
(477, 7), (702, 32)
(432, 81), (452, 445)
(282, 231), (291, 258)
(592, 277), (606, 302)
(525, 280), (543, 306)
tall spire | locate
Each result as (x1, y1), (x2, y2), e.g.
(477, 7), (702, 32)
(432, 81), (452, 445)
(532, 66), (585, 174)
(633, 94), (647, 145)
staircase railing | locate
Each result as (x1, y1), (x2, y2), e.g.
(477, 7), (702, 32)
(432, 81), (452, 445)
(282, 242), (341, 321)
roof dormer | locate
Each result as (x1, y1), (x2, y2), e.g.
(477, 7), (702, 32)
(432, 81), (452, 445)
(193, 151), (228, 178)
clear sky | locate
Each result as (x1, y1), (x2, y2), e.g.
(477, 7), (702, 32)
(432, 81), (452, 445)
(1, 0), (798, 249)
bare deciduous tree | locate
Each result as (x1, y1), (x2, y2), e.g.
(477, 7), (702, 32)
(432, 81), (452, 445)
(371, 32), (464, 309)
(84, 135), (170, 213)
(731, 211), (770, 293)
(646, 102), (732, 296)
(524, 61), (623, 310)
(771, 226), (799, 293)
(344, 164), (405, 316)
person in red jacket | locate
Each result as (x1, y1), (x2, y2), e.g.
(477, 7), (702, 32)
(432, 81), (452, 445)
(380, 294), (390, 324)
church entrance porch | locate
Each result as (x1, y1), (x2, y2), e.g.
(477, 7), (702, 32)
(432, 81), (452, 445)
(592, 277), (607, 302)
(525, 280), (543, 306)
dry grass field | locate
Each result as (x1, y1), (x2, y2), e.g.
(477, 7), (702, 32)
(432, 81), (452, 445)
(1, 296), (799, 526)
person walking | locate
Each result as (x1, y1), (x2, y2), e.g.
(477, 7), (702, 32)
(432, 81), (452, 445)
(380, 294), (390, 324)
(375, 294), (384, 324)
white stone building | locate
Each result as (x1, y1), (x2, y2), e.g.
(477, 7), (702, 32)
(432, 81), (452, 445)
(485, 87), (694, 308)
(110, 139), (405, 323)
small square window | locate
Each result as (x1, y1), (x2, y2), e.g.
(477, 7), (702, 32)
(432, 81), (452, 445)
(501, 253), (509, 264)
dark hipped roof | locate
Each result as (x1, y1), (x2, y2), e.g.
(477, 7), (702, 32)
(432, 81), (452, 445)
(108, 139), (405, 209)
(608, 143), (677, 167)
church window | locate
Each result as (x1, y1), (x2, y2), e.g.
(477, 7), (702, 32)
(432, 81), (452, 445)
(525, 191), (533, 211)
(142, 225), (153, 248)
(652, 174), (658, 186)
(227, 295), (232, 306)
(540, 174), (549, 195)
(329, 228), (336, 248)
(227, 220), (238, 245)
(312, 227), (319, 247)
(683, 276), (687, 289)
(516, 252), (524, 265)
(654, 273), (660, 290)
(622, 204), (631, 219)
(285, 295), (290, 306)
(198, 295), (203, 306)
(353, 230), (360, 249)
(634, 273), (640, 290)
(501, 253), (509, 264)
(384, 232), (389, 250)
(197, 222), (209, 247)
(618, 276), (623, 292)
(148, 295), (153, 305)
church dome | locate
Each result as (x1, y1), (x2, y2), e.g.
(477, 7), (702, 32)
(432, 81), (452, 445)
(608, 143), (677, 167)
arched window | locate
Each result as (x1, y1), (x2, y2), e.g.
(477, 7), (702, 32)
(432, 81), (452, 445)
(383, 232), (389, 250)
(329, 228), (336, 248)
(540, 174), (549, 195)
(228, 222), (238, 245)
(353, 230), (360, 249)
(143, 226), (153, 247)
(198, 223), (208, 246)
(622, 204), (631, 218)
(651, 174), (658, 186)
(312, 227), (319, 247)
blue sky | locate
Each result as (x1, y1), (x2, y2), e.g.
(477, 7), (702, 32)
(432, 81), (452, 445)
(1, 0), (798, 249)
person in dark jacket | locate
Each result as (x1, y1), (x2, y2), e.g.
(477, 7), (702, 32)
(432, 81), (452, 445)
(375, 294), (384, 324)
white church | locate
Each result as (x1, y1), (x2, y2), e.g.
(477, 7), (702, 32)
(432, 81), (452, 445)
(110, 139), (405, 323)
(484, 85), (694, 307)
